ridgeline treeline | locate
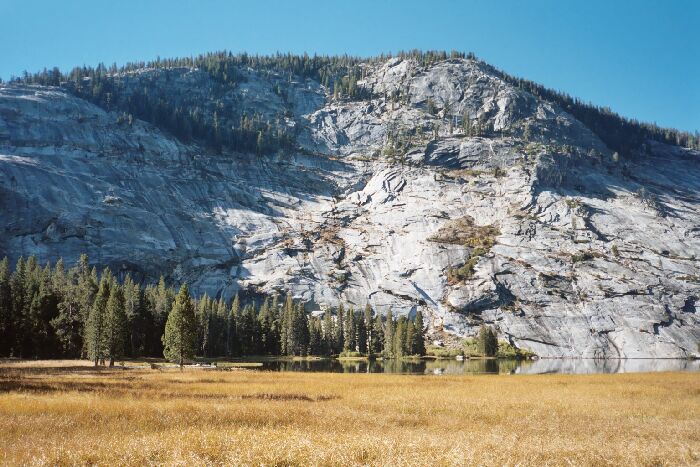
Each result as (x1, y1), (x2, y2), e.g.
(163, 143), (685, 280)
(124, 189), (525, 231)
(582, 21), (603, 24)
(0, 255), (426, 364)
(7, 50), (698, 156)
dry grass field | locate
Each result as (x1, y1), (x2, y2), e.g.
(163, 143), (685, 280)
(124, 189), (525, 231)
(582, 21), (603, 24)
(0, 360), (698, 466)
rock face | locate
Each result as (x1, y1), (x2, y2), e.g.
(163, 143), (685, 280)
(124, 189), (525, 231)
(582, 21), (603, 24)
(1, 57), (699, 358)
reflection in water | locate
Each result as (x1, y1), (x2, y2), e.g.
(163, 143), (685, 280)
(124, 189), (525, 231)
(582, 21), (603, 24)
(254, 358), (700, 375)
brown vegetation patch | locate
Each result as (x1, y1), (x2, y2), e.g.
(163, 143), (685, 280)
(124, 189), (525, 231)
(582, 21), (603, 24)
(441, 168), (484, 180)
(318, 226), (345, 246)
(428, 215), (500, 248)
(242, 392), (339, 402)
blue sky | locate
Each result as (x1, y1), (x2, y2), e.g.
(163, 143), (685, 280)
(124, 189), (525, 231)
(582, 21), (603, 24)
(1, 0), (697, 132)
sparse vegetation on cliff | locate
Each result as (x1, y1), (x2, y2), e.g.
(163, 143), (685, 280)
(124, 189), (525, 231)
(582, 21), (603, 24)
(430, 216), (500, 284)
(12, 50), (698, 156)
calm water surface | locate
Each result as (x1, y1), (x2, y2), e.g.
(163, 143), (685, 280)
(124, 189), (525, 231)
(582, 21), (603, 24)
(251, 358), (700, 375)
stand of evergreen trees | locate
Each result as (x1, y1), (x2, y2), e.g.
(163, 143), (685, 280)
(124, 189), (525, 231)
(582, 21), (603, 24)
(0, 255), (426, 363)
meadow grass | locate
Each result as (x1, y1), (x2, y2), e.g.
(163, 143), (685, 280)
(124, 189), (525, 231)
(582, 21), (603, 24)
(0, 360), (698, 466)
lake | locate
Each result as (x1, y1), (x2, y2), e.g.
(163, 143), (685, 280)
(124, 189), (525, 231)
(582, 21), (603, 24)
(248, 358), (700, 375)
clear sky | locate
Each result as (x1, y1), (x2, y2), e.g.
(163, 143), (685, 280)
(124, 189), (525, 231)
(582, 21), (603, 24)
(1, 0), (697, 132)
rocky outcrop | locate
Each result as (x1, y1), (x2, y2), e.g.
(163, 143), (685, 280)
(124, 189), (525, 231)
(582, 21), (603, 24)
(1, 57), (698, 358)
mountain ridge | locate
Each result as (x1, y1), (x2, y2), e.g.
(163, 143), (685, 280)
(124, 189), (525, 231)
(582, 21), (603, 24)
(1, 52), (699, 358)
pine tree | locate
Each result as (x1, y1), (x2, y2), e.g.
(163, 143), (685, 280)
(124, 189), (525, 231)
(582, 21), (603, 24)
(238, 302), (250, 355)
(383, 309), (394, 358)
(371, 313), (384, 355)
(280, 295), (294, 355)
(152, 275), (173, 355)
(162, 284), (197, 367)
(122, 274), (144, 357)
(86, 270), (111, 365)
(50, 259), (72, 357)
(47, 259), (71, 355)
(76, 262), (98, 358)
(271, 295), (281, 352)
(9, 257), (27, 356)
(323, 308), (334, 355)
(308, 317), (323, 355)
(17, 256), (41, 357)
(238, 303), (261, 355)
(356, 312), (367, 355)
(394, 316), (407, 358)
(227, 293), (240, 356)
(414, 309), (426, 356)
(50, 258), (66, 296)
(51, 261), (83, 357)
(334, 304), (345, 354)
(0, 258), (13, 356)
(212, 297), (227, 356)
(28, 264), (59, 357)
(76, 255), (96, 325)
(105, 284), (127, 365)
(196, 293), (211, 357)
(343, 306), (356, 352)
(139, 285), (157, 357)
(289, 301), (309, 356)
(363, 303), (372, 354)
(405, 320), (416, 356)
(269, 294), (280, 353)
(258, 297), (278, 355)
(477, 325), (498, 357)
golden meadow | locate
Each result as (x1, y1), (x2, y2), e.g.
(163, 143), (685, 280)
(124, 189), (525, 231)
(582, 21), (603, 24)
(1, 360), (698, 466)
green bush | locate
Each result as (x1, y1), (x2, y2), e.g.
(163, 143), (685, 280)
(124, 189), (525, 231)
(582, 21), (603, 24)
(462, 338), (480, 357)
(446, 246), (490, 283)
(571, 251), (601, 263)
(497, 341), (536, 359)
(426, 346), (463, 358)
(462, 336), (534, 359)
